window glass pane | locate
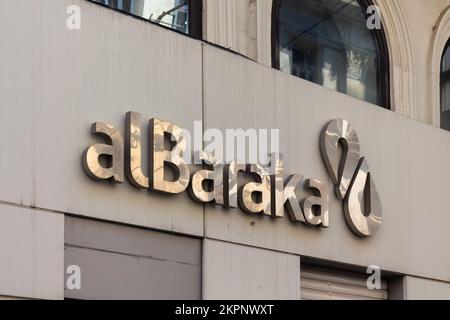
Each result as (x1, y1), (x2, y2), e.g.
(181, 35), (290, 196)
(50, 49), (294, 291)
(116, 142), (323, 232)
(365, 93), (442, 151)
(441, 42), (450, 131)
(278, 0), (383, 106)
(94, 0), (189, 34)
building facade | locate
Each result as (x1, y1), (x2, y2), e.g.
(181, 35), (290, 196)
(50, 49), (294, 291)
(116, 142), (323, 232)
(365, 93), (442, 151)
(0, 0), (450, 300)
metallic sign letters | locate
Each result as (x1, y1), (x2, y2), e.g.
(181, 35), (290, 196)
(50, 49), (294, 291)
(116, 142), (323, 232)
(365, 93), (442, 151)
(320, 119), (383, 237)
(83, 113), (382, 237)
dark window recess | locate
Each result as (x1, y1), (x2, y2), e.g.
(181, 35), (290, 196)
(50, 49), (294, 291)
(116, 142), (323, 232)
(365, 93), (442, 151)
(92, 0), (202, 39)
(441, 40), (450, 131)
(272, 0), (390, 108)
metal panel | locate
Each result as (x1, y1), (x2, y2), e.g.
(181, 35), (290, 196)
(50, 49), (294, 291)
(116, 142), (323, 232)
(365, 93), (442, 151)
(64, 217), (201, 300)
(65, 216), (201, 265)
(301, 265), (388, 300)
(203, 239), (300, 300)
(0, 204), (64, 300)
(403, 276), (450, 300)
(203, 43), (450, 282)
(0, 0), (204, 236)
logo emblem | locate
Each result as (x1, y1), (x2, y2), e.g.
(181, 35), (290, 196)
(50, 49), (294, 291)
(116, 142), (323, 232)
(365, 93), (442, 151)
(320, 119), (383, 237)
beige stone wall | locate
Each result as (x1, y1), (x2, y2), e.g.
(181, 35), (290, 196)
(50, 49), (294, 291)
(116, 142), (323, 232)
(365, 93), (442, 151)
(204, 0), (258, 60)
(203, 0), (450, 127)
(400, 0), (450, 125)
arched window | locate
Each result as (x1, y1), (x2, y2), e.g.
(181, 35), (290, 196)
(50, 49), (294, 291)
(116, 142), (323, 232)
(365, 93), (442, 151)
(272, 0), (390, 108)
(92, 0), (202, 38)
(441, 40), (450, 131)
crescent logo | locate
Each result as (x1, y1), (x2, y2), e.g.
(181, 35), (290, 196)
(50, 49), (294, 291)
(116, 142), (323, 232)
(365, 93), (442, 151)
(320, 119), (383, 237)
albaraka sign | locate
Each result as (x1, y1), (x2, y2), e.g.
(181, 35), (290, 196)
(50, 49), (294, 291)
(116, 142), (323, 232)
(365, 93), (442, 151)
(83, 112), (382, 237)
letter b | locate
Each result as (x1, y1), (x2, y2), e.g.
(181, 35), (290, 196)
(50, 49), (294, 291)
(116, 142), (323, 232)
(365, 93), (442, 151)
(150, 118), (189, 194)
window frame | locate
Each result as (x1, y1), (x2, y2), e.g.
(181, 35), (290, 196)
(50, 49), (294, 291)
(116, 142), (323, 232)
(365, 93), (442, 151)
(441, 39), (450, 130)
(188, 0), (203, 40)
(271, 0), (391, 109)
(88, 0), (203, 40)
(441, 39), (450, 83)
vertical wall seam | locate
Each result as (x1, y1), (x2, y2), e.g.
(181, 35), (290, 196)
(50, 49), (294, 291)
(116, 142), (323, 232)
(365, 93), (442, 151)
(201, 42), (206, 300)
